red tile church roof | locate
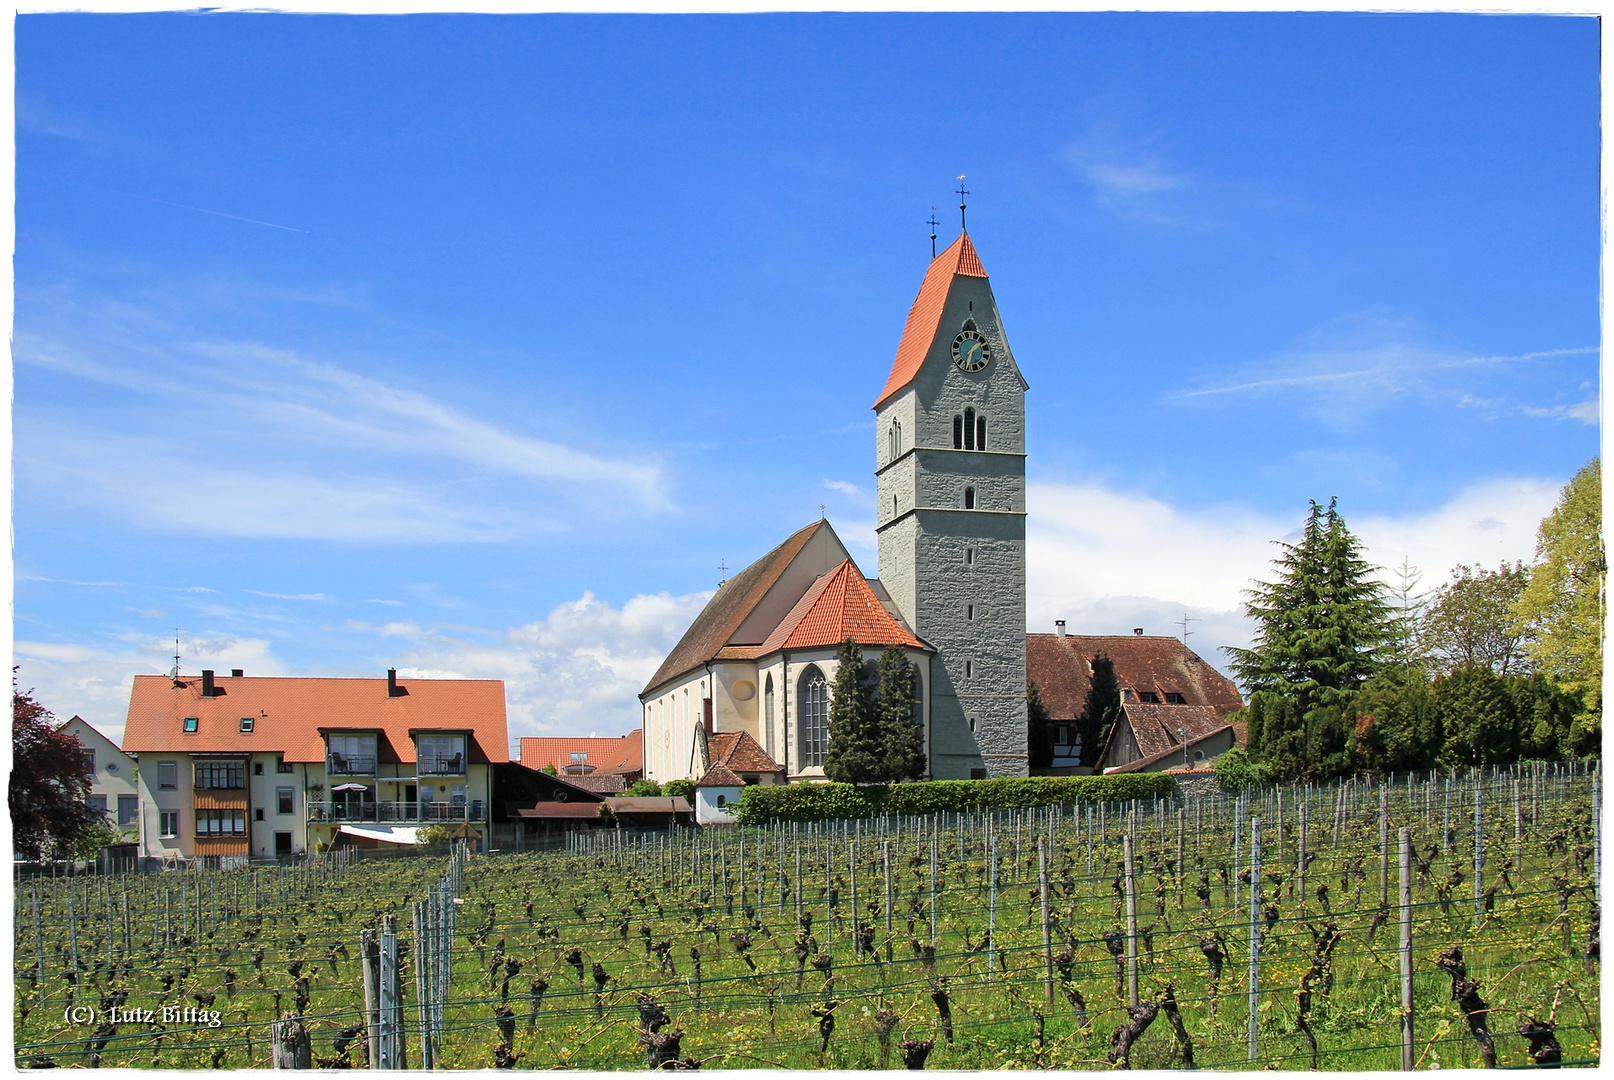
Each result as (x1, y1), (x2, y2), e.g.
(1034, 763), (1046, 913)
(874, 234), (989, 409)
(759, 560), (926, 654)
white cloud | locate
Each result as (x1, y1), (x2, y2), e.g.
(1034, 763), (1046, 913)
(245, 590), (332, 601)
(13, 634), (288, 740)
(1062, 122), (1190, 223)
(823, 479), (864, 498)
(1027, 474), (1563, 677)
(362, 590), (713, 740)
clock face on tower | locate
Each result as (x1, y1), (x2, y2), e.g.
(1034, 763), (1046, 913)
(952, 327), (990, 372)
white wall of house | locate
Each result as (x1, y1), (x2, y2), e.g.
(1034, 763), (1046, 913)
(694, 785), (741, 825)
(61, 718), (139, 841)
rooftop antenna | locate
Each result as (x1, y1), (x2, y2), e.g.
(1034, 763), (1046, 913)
(171, 628), (183, 685)
(956, 176), (969, 233)
(1177, 611), (1197, 645)
(718, 558), (729, 587)
(927, 207), (940, 258)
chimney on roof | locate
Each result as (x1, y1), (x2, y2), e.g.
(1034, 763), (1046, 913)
(1055, 620), (1066, 639)
(1133, 627), (1144, 636)
(201, 669), (216, 697)
(231, 669), (244, 678)
(387, 668), (402, 697)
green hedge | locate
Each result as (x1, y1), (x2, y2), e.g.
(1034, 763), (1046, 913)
(731, 773), (1177, 825)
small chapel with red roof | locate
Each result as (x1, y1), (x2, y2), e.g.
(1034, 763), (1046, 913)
(641, 225), (1031, 787)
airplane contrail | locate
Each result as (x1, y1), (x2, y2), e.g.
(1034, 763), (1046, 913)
(136, 195), (307, 233)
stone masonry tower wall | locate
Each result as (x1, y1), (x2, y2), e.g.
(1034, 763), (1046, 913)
(874, 236), (1028, 779)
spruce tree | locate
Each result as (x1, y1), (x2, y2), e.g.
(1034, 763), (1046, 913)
(823, 638), (882, 784)
(1026, 679), (1054, 770)
(876, 644), (926, 782)
(1074, 654), (1120, 767)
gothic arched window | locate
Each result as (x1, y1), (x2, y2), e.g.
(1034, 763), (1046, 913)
(799, 666), (828, 768)
(964, 486), (976, 510)
(953, 414), (963, 449)
(963, 408), (977, 450)
(977, 415), (987, 450)
(763, 674), (775, 757)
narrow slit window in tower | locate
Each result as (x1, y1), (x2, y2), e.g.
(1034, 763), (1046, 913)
(964, 408), (976, 450)
(977, 415), (987, 450)
(964, 486), (975, 509)
(953, 414), (963, 449)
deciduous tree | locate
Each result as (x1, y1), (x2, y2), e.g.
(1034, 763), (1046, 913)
(11, 684), (100, 861)
(1512, 459), (1603, 746)
(1422, 562), (1532, 676)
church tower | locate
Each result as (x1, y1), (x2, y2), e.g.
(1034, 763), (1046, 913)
(874, 232), (1029, 779)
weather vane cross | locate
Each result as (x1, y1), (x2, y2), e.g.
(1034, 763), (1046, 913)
(718, 559), (729, 585)
(927, 208), (940, 258)
(819, 503), (826, 518)
(957, 175), (969, 233)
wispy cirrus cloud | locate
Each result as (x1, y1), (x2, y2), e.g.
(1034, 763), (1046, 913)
(15, 281), (671, 542)
(1062, 121), (1191, 224)
(1170, 310), (1599, 429)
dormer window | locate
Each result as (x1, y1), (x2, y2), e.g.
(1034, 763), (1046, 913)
(1138, 691), (1160, 704)
(418, 735), (466, 776)
(327, 734), (377, 776)
(1165, 693), (1186, 704)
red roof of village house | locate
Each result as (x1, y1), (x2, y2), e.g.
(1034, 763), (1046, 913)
(1026, 634), (1244, 721)
(518, 731), (643, 775)
(707, 730), (783, 774)
(121, 674), (508, 764)
(874, 233), (988, 409)
(758, 560), (926, 654)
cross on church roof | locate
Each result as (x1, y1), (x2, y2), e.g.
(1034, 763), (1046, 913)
(957, 176), (969, 233)
(927, 208), (940, 259)
(819, 503), (826, 518)
(718, 559), (729, 586)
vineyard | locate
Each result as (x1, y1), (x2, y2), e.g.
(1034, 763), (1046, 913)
(13, 761), (1602, 1070)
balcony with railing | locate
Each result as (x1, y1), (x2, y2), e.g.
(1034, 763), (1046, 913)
(417, 753), (465, 776)
(307, 800), (484, 824)
(325, 753), (377, 776)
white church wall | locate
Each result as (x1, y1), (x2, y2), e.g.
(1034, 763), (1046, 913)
(730, 527), (851, 644)
(712, 661), (760, 739)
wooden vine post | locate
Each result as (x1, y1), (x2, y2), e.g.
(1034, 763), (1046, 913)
(1247, 816), (1262, 1064)
(1123, 828), (1139, 1008)
(1038, 836), (1053, 1005)
(1399, 827), (1414, 1071)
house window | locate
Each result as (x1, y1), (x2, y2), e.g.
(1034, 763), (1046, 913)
(277, 788), (294, 815)
(716, 794), (727, 807)
(964, 487), (975, 510)
(88, 795), (107, 818)
(1166, 693), (1186, 704)
(182, 717), (199, 733)
(277, 758), (295, 774)
(117, 795), (137, 826)
(1054, 726), (1070, 746)
(967, 604), (974, 621)
(763, 675), (775, 757)
(253, 762), (264, 776)
(254, 807), (265, 822)
(157, 762), (178, 790)
(970, 768), (988, 780)
(195, 762), (245, 789)
(967, 715), (977, 732)
(965, 548), (973, 566)
(799, 666), (829, 768)
(84, 749), (96, 774)
(1193, 750), (1205, 761)
(1139, 692), (1160, 704)
(240, 717), (254, 733)
(195, 810), (246, 836)
(965, 660), (973, 679)
(159, 811), (180, 838)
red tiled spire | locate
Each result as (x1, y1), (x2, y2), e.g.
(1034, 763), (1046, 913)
(874, 234), (989, 409)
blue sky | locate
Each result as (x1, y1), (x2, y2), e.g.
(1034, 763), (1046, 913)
(14, 13), (1600, 744)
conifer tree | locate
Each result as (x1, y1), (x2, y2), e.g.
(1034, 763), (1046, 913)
(1074, 654), (1120, 767)
(823, 638), (882, 784)
(1227, 498), (1393, 714)
(1026, 679), (1054, 770)
(875, 644), (926, 782)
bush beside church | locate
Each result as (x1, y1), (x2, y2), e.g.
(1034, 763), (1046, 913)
(731, 772), (1176, 824)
